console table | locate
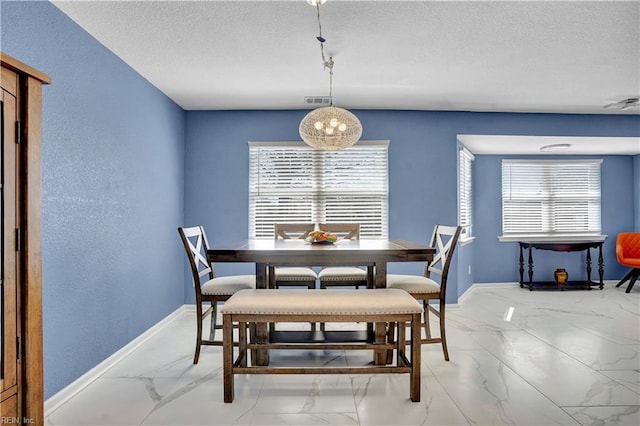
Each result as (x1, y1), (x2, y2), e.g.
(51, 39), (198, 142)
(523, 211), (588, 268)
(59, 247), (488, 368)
(518, 240), (605, 291)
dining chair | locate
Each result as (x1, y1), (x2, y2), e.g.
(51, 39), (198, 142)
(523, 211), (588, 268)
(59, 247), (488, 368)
(615, 232), (640, 293)
(316, 223), (370, 332)
(317, 223), (369, 290)
(386, 224), (462, 361)
(271, 223), (318, 332)
(271, 223), (318, 290)
(178, 225), (255, 364)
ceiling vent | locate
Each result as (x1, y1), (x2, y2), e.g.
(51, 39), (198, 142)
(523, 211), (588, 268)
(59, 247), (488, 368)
(304, 96), (332, 106)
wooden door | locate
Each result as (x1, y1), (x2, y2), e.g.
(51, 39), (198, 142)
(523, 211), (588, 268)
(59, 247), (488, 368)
(0, 67), (20, 418)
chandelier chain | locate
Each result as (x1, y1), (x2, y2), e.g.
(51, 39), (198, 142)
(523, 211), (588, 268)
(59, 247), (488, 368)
(315, 2), (334, 105)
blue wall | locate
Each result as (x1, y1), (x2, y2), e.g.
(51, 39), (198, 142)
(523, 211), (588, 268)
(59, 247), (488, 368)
(184, 110), (464, 302)
(2, 1), (186, 398)
(184, 110), (640, 302)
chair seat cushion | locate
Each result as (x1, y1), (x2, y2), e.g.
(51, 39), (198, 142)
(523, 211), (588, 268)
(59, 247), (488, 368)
(619, 257), (640, 268)
(386, 274), (440, 294)
(201, 275), (256, 296)
(275, 267), (318, 281)
(319, 267), (367, 281)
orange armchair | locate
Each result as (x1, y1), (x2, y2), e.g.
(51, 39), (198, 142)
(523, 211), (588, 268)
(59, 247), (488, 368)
(615, 232), (640, 293)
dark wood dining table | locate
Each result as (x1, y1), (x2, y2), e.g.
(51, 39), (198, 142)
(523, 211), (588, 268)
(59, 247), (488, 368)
(207, 238), (434, 288)
(207, 238), (435, 365)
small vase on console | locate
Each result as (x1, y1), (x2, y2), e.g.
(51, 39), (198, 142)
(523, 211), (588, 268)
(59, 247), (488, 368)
(554, 268), (568, 290)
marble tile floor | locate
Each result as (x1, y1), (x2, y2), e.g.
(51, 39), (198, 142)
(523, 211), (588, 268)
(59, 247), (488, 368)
(46, 283), (640, 425)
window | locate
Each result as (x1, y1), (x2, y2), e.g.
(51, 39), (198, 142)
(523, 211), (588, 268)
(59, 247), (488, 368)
(249, 141), (389, 238)
(501, 159), (602, 238)
(458, 147), (474, 239)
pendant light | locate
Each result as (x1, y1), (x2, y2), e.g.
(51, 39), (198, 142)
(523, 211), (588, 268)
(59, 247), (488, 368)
(299, 0), (362, 150)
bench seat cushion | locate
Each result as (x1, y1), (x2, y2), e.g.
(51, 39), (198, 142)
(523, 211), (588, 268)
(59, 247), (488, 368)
(220, 289), (422, 315)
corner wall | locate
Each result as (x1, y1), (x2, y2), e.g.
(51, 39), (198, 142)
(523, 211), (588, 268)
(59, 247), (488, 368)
(2, 1), (186, 397)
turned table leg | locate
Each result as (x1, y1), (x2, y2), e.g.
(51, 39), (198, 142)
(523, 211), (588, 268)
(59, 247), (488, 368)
(527, 246), (534, 291)
(519, 244), (525, 288)
(586, 248), (593, 290)
(598, 243), (604, 289)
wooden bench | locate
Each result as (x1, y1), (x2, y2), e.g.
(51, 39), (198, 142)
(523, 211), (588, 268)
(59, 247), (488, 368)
(221, 288), (423, 402)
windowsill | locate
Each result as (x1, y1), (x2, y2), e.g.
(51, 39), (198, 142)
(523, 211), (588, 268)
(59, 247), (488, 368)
(459, 236), (475, 246)
(498, 234), (607, 243)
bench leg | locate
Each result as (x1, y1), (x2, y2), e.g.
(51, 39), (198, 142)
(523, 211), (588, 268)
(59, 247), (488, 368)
(223, 314), (234, 403)
(249, 323), (257, 366)
(255, 323), (270, 366)
(239, 321), (248, 368)
(397, 321), (406, 366)
(375, 321), (387, 365)
(396, 322), (408, 365)
(386, 321), (396, 365)
(410, 313), (421, 402)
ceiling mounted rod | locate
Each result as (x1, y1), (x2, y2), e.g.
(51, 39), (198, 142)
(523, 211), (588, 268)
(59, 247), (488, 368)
(299, 0), (363, 151)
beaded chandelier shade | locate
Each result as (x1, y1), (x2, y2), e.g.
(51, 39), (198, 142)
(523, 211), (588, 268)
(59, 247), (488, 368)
(299, 107), (362, 151)
(299, 0), (362, 150)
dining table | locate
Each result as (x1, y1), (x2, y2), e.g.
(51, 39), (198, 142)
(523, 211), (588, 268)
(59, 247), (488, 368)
(207, 238), (435, 365)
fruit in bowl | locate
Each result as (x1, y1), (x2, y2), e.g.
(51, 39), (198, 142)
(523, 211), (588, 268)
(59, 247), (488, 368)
(306, 230), (338, 244)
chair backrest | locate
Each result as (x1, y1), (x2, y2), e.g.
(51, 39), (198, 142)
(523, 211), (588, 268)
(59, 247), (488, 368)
(178, 226), (214, 300)
(617, 232), (640, 262)
(318, 223), (360, 240)
(425, 224), (462, 297)
(274, 223), (316, 240)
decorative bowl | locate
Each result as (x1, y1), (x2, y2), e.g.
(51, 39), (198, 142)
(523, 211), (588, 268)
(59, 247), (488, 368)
(305, 230), (338, 244)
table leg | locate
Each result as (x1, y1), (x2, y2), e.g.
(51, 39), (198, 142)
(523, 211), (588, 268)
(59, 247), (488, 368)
(366, 265), (375, 289)
(256, 262), (268, 289)
(519, 245), (525, 288)
(254, 262), (269, 365)
(598, 244), (604, 289)
(586, 248), (593, 290)
(374, 261), (388, 365)
(527, 246), (534, 291)
(374, 261), (387, 289)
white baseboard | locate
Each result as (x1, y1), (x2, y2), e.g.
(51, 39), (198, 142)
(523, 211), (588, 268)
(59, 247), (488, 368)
(44, 305), (190, 415)
(457, 282), (519, 307)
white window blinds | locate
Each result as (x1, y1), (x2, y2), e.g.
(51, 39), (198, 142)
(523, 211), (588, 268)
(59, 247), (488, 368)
(459, 148), (474, 238)
(249, 141), (389, 239)
(501, 159), (602, 237)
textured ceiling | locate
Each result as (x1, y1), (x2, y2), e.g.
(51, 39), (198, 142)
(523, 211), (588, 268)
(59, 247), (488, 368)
(52, 0), (640, 115)
(50, 0), (640, 155)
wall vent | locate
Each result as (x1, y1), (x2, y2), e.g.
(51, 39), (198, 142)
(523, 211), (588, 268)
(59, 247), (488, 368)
(304, 96), (332, 106)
